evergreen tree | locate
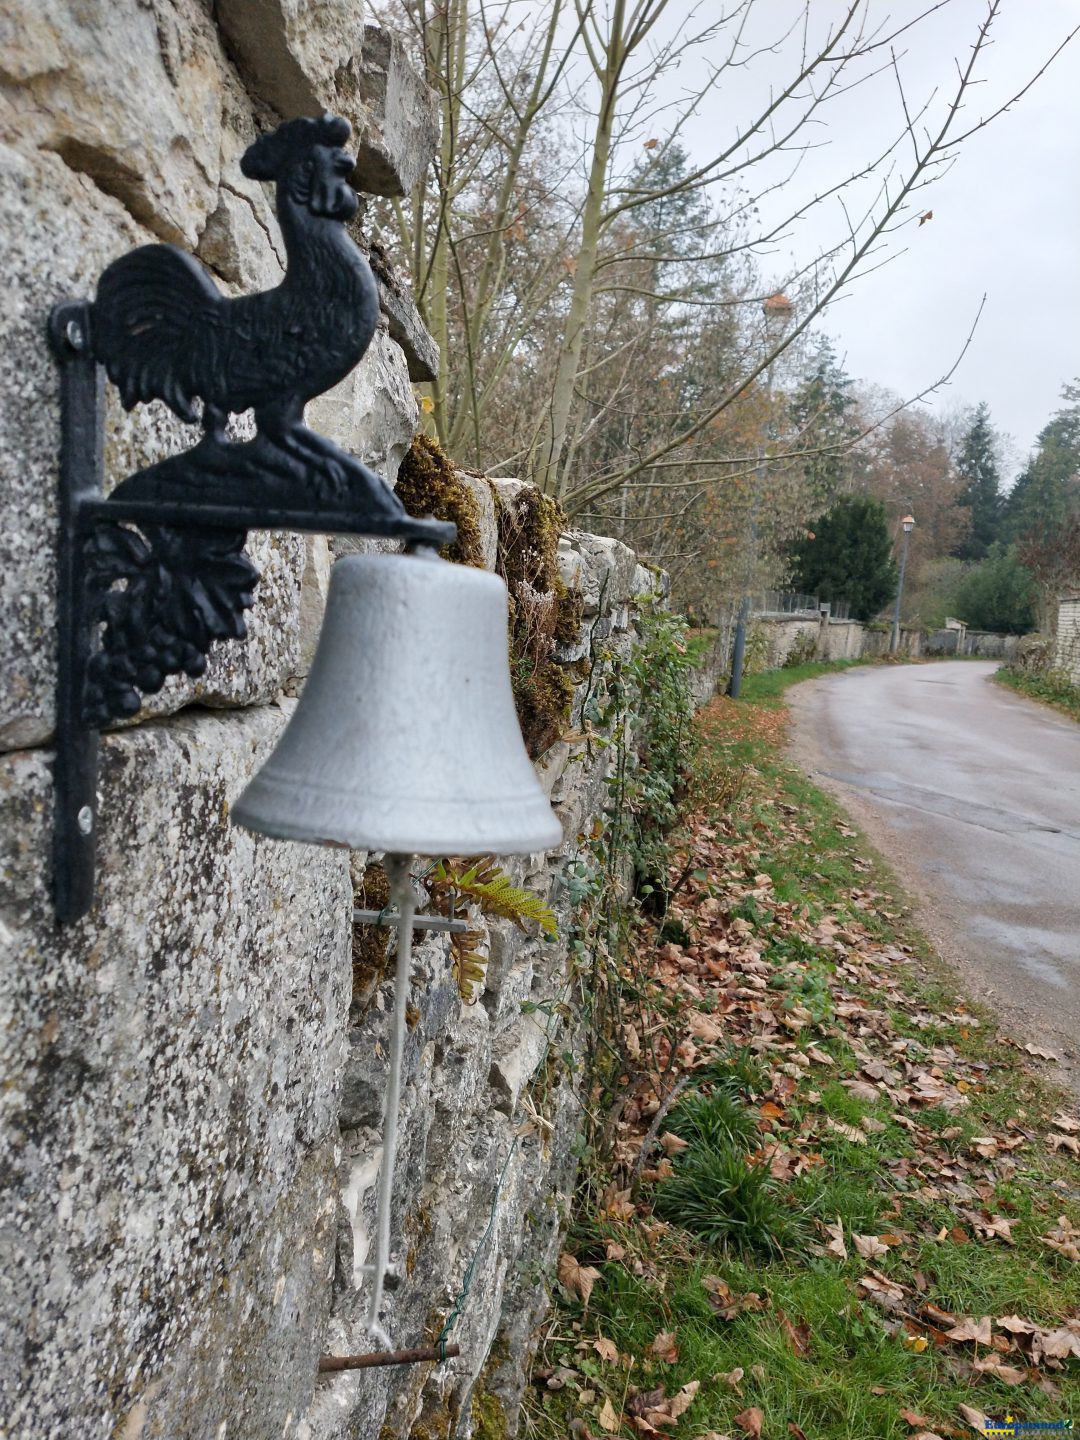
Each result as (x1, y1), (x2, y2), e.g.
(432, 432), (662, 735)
(948, 543), (1035, 633)
(788, 338), (859, 505)
(1003, 382), (1080, 544)
(953, 402), (1001, 560)
(788, 494), (898, 621)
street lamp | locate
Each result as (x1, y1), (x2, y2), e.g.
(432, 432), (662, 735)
(890, 514), (915, 654)
(728, 291), (794, 698)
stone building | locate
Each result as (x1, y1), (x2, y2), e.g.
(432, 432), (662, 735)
(0, 7), (654, 1438)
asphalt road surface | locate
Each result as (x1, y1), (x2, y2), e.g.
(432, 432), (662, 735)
(788, 661), (1080, 1089)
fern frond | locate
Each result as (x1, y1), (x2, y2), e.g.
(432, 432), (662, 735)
(428, 858), (558, 938)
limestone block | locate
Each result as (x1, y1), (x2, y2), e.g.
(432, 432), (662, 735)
(365, 242), (440, 382)
(458, 472), (500, 570)
(340, 26), (440, 198)
(0, 704), (353, 1439)
(563, 529), (640, 616)
(216, 0), (366, 121)
(0, 145), (309, 753)
(0, 0), (227, 246)
(307, 323), (418, 485)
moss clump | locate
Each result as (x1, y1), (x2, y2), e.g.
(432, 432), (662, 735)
(496, 486), (584, 758)
(471, 1389), (509, 1440)
(352, 861), (391, 1003)
(395, 433), (486, 569)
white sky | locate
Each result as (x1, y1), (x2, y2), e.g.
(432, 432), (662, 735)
(667, 0), (1080, 476)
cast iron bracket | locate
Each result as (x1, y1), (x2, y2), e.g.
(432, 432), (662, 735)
(49, 113), (454, 924)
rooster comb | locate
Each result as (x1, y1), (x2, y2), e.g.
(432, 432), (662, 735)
(240, 114), (353, 181)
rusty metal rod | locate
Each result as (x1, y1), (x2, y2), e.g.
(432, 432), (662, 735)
(318, 1343), (461, 1373)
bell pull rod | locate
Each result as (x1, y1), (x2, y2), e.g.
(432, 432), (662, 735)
(364, 852), (416, 1348)
(318, 1343), (461, 1373)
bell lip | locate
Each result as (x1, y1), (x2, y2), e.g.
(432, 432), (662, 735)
(231, 782), (564, 857)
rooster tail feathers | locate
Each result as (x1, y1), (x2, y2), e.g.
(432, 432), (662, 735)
(90, 245), (221, 422)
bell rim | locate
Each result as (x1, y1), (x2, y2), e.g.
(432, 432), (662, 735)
(231, 775), (563, 856)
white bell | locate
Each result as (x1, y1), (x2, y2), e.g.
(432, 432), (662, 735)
(231, 548), (563, 855)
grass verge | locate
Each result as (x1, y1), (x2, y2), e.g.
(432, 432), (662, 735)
(996, 665), (1080, 724)
(531, 665), (1080, 1440)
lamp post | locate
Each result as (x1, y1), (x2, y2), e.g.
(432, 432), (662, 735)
(890, 514), (915, 654)
(729, 291), (793, 698)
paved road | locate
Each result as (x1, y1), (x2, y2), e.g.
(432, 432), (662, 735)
(788, 661), (1080, 1086)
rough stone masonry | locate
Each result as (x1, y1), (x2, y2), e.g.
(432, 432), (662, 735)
(0, 7), (660, 1439)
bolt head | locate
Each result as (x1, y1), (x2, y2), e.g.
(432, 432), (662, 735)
(65, 318), (85, 352)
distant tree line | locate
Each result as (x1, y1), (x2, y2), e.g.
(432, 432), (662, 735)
(785, 382), (1080, 636)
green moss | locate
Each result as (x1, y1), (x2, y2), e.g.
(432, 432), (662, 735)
(395, 433), (486, 569)
(495, 487), (584, 758)
(471, 1389), (509, 1440)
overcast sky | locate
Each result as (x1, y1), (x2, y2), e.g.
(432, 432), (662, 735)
(667, 0), (1079, 478)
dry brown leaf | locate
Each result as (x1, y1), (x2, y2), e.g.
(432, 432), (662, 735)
(957, 1403), (990, 1433)
(659, 1131), (690, 1157)
(826, 1118), (867, 1145)
(997, 1314), (1038, 1335)
(945, 1316), (992, 1346)
(1049, 1132), (1080, 1154)
(650, 1331), (679, 1364)
(777, 1308), (811, 1357)
(714, 1368), (743, 1392)
(1039, 1326), (1080, 1360)
(788, 1425), (809, 1440)
(1051, 1112), (1080, 1133)
(594, 1337), (620, 1363)
(558, 1252), (603, 1309)
(899, 1409), (930, 1427)
(599, 1398), (621, 1434)
(668, 1382), (700, 1420)
(1024, 1043), (1059, 1061)
(732, 1409), (763, 1438)
(823, 1217), (847, 1261)
(854, 1233), (890, 1260)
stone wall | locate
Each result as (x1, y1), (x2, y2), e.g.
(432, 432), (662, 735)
(0, 8), (656, 1440)
(752, 614), (922, 669)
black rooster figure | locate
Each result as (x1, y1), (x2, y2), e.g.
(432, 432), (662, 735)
(78, 114), (453, 724)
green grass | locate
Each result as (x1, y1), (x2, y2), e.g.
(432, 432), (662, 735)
(533, 671), (1080, 1440)
(997, 664), (1080, 723)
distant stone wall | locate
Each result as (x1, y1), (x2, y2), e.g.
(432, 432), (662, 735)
(0, 9), (661, 1440)
(1054, 597), (1080, 682)
(752, 615), (922, 669)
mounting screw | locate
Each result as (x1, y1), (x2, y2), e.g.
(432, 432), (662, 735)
(65, 318), (86, 353)
(77, 805), (93, 835)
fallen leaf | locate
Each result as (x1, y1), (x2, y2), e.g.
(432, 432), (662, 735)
(823, 1217), (847, 1261)
(825, 1118), (867, 1145)
(899, 1410), (930, 1428)
(777, 1308), (811, 1357)
(1049, 1132), (1080, 1154)
(957, 1403), (989, 1433)
(659, 1132), (690, 1157)
(650, 1331), (679, 1364)
(903, 1335), (929, 1353)
(668, 1382), (700, 1420)
(594, 1337), (620, 1363)
(558, 1252), (603, 1309)
(733, 1409), (763, 1438)
(1024, 1043), (1059, 1061)
(714, 1368), (743, 1392)
(599, 1398), (621, 1434)
(854, 1233), (890, 1260)
(1051, 1112), (1080, 1133)
(945, 1316), (992, 1346)
(788, 1426), (809, 1440)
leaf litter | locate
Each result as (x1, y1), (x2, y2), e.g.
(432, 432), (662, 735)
(535, 692), (1080, 1440)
